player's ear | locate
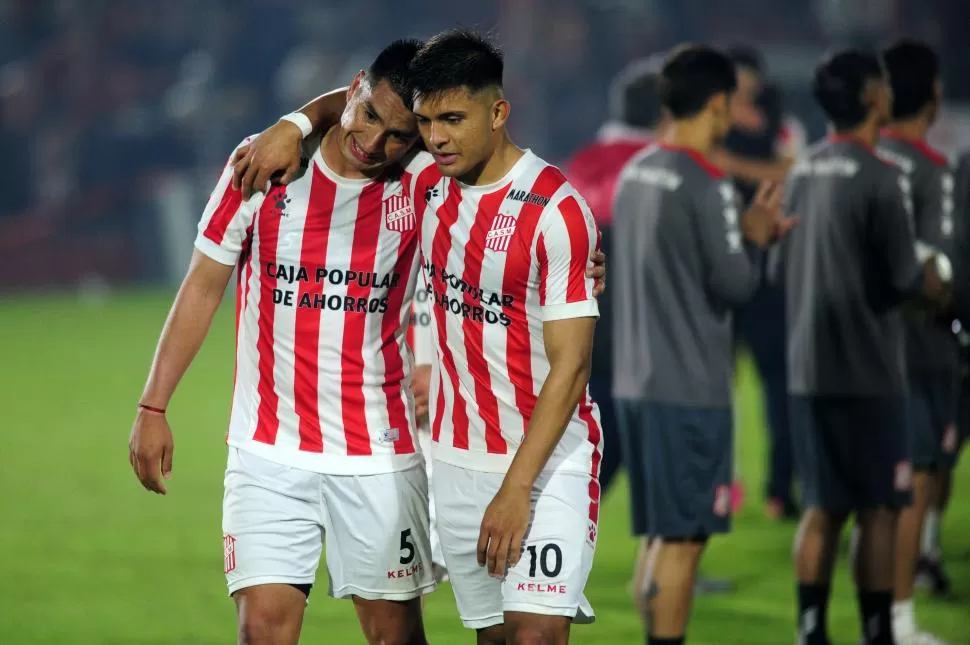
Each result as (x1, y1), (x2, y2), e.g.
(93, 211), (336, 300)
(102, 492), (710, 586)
(491, 98), (510, 132)
(709, 92), (728, 121)
(347, 71), (366, 101)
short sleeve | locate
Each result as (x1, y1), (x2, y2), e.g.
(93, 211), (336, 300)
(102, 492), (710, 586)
(194, 140), (261, 266)
(694, 179), (761, 305)
(871, 167), (922, 296)
(535, 194), (600, 322)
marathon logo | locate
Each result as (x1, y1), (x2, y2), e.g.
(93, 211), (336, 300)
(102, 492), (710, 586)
(506, 188), (550, 207)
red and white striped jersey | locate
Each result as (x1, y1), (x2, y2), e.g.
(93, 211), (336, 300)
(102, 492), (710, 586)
(194, 137), (437, 474)
(413, 149), (604, 477)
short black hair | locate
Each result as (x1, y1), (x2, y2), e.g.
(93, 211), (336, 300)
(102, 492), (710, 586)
(812, 48), (885, 130)
(407, 28), (503, 100)
(609, 56), (664, 128)
(658, 45), (737, 119)
(367, 39), (423, 107)
(882, 39), (940, 120)
(726, 45), (764, 75)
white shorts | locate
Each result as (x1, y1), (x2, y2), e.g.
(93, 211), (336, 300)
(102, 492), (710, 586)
(417, 428), (446, 572)
(432, 461), (598, 629)
(222, 447), (436, 600)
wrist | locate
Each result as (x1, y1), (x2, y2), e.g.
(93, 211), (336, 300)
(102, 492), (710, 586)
(138, 402), (167, 415)
(501, 472), (535, 494)
(279, 112), (313, 139)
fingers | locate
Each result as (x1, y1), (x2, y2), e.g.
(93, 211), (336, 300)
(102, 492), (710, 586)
(490, 533), (512, 577)
(753, 180), (774, 205)
(136, 451), (166, 495)
(161, 441), (174, 480)
(592, 278), (606, 298)
(231, 146), (254, 192)
(776, 216), (799, 237)
(477, 521), (491, 567)
(240, 158), (261, 200)
(508, 529), (525, 568)
(279, 161), (302, 186)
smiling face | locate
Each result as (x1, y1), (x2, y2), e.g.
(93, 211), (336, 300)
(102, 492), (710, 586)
(337, 72), (420, 174)
(412, 86), (509, 179)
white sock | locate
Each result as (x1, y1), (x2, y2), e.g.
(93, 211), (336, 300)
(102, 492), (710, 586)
(892, 598), (916, 638)
(921, 509), (941, 560)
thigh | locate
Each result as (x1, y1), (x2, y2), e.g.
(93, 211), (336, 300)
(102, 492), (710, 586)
(789, 395), (828, 509)
(321, 465), (436, 602)
(502, 469), (597, 625)
(814, 397), (912, 512)
(433, 461), (505, 630)
(614, 399), (649, 537)
(222, 447), (324, 596)
(645, 403), (733, 538)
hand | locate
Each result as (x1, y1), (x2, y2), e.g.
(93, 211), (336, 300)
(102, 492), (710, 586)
(477, 484), (532, 577)
(412, 365), (431, 420)
(231, 120), (305, 199)
(587, 249), (606, 297)
(129, 408), (175, 495)
(742, 181), (789, 248)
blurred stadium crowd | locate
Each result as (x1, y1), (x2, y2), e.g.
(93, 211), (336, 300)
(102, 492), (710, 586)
(1, 0), (969, 290)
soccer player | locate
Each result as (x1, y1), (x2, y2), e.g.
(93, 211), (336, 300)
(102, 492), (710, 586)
(234, 29), (604, 645)
(915, 147), (970, 596)
(407, 30), (605, 645)
(611, 45), (794, 645)
(769, 48), (950, 645)
(127, 41), (440, 645)
(879, 39), (958, 645)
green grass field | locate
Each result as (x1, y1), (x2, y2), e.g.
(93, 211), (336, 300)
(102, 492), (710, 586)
(1, 291), (967, 644)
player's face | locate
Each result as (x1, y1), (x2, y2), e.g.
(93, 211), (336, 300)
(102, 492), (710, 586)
(339, 73), (420, 173)
(412, 87), (509, 178)
(732, 67), (764, 132)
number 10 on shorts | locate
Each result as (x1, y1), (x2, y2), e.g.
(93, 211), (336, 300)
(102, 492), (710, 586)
(525, 543), (563, 578)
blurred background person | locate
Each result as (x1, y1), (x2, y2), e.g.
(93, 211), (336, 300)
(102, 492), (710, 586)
(879, 39), (956, 644)
(565, 54), (667, 504)
(719, 45), (800, 521)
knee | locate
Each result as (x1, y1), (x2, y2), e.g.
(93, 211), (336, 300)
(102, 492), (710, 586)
(361, 621), (423, 645)
(508, 627), (554, 645)
(238, 613), (286, 645)
(235, 588), (303, 645)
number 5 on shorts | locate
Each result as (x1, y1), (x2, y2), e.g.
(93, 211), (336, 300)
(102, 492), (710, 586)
(399, 528), (415, 564)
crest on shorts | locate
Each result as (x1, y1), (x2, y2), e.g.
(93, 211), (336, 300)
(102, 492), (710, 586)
(224, 534), (237, 574)
(713, 485), (731, 517)
(485, 214), (517, 252)
(895, 461), (913, 491)
(384, 193), (415, 232)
